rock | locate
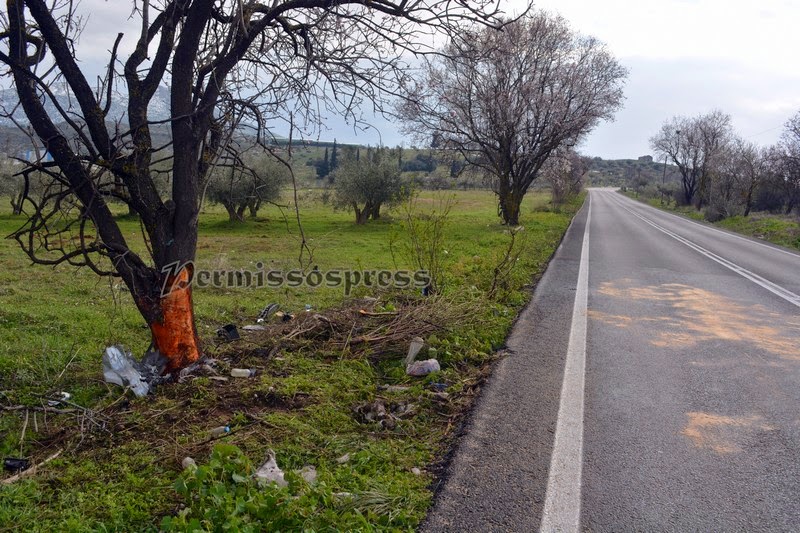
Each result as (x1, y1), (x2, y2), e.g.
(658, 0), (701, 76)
(411, 467), (422, 476)
(181, 457), (197, 470)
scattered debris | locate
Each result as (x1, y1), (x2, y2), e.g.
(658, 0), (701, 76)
(305, 304), (312, 312)
(242, 325), (267, 332)
(405, 336), (425, 366)
(353, 400), (417, 429)
(102, 345), (151, 397)
(297, 465), (317, 484)
(1, 449), (62, 485)
(181, 457), (197, 470)
(430, 392), (450, 401)
(406, 358), (441, 377)
(217, 324), (240, 341)
(47, 392), (71, 407)
(411, 467), (422, 476)
(336, 453), (351, 464)
(275, 311), (295, 322)
(3, 458), (29, 473)
(177, 357), (220, 383)
(431, 382), (447, 392)
(254, 450), (288, 487)
(208, 376), (229, 382)
(210, 425), (230, 437)
(230, 368), (256, 378)
(257, 303), (280, 323)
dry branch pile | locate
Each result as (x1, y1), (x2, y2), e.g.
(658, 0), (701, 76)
(243, 295), (482, 360)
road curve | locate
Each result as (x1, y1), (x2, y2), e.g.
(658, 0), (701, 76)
(423, 188), (800, 532)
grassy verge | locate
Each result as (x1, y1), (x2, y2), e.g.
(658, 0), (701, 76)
(620, 191), (800, 250)
(0, 190), (584, 531)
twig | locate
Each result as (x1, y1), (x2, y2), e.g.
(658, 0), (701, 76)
(1, 449), (63, 485)
(19, 409), (29, 456)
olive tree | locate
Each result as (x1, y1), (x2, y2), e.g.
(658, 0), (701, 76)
(398, 11), (626, 225)
(333, 147), (407, 224)
(205, 153), (288, 222)
(0, 0), (504, 373)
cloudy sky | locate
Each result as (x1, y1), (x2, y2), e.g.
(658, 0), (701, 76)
(57, 1), (800, 159)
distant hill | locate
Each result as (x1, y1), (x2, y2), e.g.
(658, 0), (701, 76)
(586, 155), (680, 187)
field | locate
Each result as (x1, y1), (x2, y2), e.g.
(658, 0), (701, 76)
(0, 189), (583, 531)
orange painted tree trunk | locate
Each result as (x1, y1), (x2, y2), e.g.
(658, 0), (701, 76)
(146, 265), (201, 373)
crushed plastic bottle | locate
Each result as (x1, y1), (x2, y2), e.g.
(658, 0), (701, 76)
(102, 346), (150, 397)
(406, 358), (441, 377)
(230, 368), (256, 378)
(405, 337), (425, 366)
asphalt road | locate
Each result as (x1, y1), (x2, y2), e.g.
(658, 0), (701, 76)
(423, 189), (800, 532)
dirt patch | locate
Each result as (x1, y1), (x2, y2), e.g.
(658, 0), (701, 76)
(594, 281), (800, 360)
(680, 411), (775, 454)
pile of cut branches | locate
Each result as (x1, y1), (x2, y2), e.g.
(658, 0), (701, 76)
(241, 295), (482, 360)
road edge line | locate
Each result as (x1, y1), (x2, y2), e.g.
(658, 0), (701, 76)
(539, 195), (592, 533)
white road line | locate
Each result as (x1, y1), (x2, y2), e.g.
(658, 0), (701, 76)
(540, 198), (592, 533)
(609, 195), (800, 309)
(613, 191), (800, 259)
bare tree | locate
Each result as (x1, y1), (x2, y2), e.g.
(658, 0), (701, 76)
(0, 0), (504, 373)
(398, 11), (626, 225)
(650, 110), (731, 207)
(774, 111), (800, 215)
(541, 148), (588, 206)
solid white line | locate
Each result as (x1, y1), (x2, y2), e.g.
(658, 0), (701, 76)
(609, 195), (800, 309)
(614, 191), (800, 259)
(540, 198), (592, 533)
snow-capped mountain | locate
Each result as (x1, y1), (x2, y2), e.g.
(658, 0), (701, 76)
(0, 84), (172, 127)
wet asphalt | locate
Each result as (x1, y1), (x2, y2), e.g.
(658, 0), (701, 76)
(422, 189), (800, 532)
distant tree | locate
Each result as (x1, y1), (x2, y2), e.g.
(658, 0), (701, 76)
(774, 111), (800, 215)
(330, 140), (339, 172)
(333, 148), (407, 224)
(541, 149), (588, 205)
(315, 147), (330, 179)
(651, 110), (732, 207)
(399, 11), (626, 225)
(206, 154), (288, 222)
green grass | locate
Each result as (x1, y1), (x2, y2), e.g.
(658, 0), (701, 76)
(0, 189), (583, 531)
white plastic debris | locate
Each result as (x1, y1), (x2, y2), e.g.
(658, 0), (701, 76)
(210, 425), (230, 437)
(242, 325), (267, 331)
(230, 368), (256, 378)
(336, 453), (351, 464)
(406, 358), (441, 377)
(297, 465), (317, 484)
(405, 337), (425, 366)
(47, 391), (72, 407)
(181, 457), (197, 470)
(102, 345), (150, 397)
(254, 450), (288, 487)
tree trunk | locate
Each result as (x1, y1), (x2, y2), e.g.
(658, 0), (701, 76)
(369, 202), (381, 220)
(222, 201), (244, 222)
(135, 264), (201, 373)
(498, 188), (522, 226)
(10, 192), (23, 215)
(248, 198), (261, 218)
(354, 202), (371, 224)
